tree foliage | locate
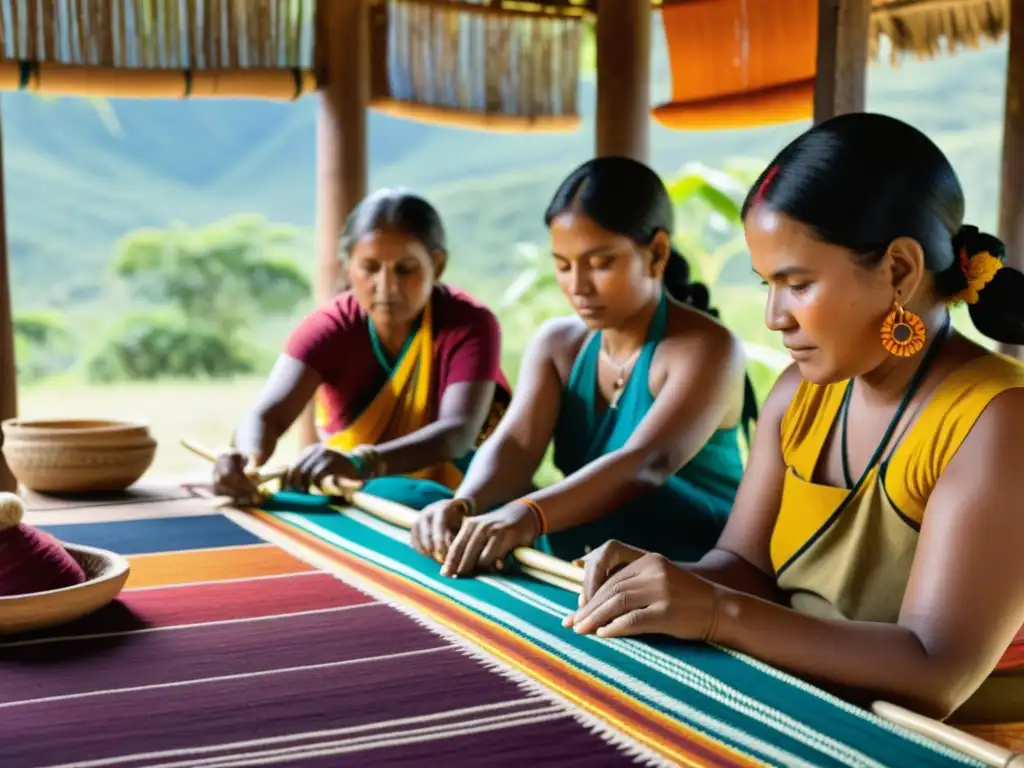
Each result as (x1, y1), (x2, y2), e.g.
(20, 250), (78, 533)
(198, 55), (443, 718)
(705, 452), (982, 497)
(13, 309), (71, 382)
(87, 214), (311, 382)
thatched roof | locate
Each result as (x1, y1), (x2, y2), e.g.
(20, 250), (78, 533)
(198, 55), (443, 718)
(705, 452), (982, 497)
(0, 0), (1005, 74)
(0, 0), (1006, 113)
(870, 0), (1008, 64)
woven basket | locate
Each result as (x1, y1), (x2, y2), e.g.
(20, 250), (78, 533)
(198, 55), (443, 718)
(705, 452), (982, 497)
(0, 543), (131, 635)
(1, 418), (157, 493)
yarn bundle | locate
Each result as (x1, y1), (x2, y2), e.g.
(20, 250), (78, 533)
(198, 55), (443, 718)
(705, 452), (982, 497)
(0, 493), (87, 597)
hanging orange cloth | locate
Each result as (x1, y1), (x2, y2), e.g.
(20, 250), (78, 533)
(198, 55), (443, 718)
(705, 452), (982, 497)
(652, 0), (818, 130)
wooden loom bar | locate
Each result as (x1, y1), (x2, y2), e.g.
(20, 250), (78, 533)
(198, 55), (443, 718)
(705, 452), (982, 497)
(179, 437), (585, 589)
(813, 0), (872, 122)
(316, 476), (586, 587)
(301, 0), (371, 448)
(594, 0), (651, 162)
(999, 0), (1024, 361)
(0, 101), (14, 494)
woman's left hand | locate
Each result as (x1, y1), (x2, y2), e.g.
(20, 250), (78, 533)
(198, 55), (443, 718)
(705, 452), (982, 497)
(285, 443), (361, 492)
(564, 552), (721, 641)
(440, 502), (540, 578)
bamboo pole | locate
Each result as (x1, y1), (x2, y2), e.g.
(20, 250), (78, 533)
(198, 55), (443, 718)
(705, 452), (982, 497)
(369, 96), (580, 132)
(180, 438), (585, 588)
(0, 61), (316, 99)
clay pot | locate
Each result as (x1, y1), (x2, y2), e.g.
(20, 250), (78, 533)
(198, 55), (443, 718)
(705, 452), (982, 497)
(0, 418), (157, 493)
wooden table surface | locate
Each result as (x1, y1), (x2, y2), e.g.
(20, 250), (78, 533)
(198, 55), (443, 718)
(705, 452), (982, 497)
(20, 478), (213, 526)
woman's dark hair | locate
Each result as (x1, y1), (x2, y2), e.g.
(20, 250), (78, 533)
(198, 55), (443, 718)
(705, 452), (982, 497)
(742, 112), (1024, 345)
(544, 156), (716, 316)
(341, 187), (447, 258)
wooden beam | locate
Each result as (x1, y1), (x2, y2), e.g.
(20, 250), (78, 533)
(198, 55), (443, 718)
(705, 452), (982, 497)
(814, 0), (872, 122)
(299, 0), (370, 448)
(0, 102), (15, 493)
(999, 0), (1024, 360)
(595, 0), (651, 162)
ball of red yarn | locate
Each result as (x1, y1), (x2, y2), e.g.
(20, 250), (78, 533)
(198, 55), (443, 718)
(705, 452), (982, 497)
(0, 493), (87, 598)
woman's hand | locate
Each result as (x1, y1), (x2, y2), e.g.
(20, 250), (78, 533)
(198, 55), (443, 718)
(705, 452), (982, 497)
(564, 549), (722, 641)
(410, 500), (470, 562)
(440, 502), (541, 578)
(213, 451), (264, 505)
(574, 539), (649, 607)
(285, 443), (361, 492)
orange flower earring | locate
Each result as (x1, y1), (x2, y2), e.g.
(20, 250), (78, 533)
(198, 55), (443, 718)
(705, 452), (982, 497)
(880, 300), (926, 357)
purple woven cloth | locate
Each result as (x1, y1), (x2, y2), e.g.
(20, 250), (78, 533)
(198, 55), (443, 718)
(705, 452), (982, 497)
(0, 524), (86, 597)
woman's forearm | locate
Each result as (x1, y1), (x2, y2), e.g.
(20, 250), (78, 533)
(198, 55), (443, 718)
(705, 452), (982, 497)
(370, 420), (477, 478)
(454, 434), (544, 511)
(685, 549), (782, 603)
(714, 590), (956, 719)
(527, 448), (666, 533)
(232, 410), (284, 461)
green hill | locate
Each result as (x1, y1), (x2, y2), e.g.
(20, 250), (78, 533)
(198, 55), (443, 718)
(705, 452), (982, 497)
(2, 28), (1009, 311)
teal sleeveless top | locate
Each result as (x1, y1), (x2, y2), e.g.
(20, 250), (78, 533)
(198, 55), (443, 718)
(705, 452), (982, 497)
(538, 294), (748, 562)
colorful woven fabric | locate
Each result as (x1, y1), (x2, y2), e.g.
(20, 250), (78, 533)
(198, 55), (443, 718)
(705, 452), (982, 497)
(259, 492), (993, 768)
(0, 495), (992, 767)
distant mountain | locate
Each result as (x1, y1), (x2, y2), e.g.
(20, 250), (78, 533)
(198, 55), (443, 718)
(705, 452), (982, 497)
(1, 26), (1008, 310)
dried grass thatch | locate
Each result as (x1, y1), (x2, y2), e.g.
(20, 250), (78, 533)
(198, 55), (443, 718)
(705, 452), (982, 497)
(0, 0), (315, 70)
(369, 0), (582, 132)
(870, 0), (1009, 64)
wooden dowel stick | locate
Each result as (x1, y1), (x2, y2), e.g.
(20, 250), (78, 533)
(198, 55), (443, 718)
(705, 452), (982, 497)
(872, 701), (1021, 768)
(181, 438), (585, 587)
(319, 477), (584, 585)
(180, 438), (287, 485)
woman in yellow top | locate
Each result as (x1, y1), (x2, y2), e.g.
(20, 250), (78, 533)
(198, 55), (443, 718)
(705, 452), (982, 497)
(565, 113), (1024, 748)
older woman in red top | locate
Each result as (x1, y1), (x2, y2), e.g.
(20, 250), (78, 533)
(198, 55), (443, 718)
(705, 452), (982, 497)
(213, 189), (511, 507)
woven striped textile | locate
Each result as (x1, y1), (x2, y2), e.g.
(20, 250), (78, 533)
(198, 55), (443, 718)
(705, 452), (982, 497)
(0, 490), (993, 767)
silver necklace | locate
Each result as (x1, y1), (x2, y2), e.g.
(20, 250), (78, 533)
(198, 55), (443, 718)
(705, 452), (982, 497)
(600, 340), (642, 400)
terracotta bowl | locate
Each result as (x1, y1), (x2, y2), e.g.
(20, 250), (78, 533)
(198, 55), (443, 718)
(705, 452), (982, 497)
(0, 543), (131, 636)
(1, 418), (157, 493)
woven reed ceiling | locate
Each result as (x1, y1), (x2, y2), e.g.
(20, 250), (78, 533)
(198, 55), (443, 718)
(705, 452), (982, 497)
(0, 0), (316, 70)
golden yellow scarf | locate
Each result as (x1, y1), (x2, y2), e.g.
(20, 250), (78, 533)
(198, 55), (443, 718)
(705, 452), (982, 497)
(315, 301), (464, 489)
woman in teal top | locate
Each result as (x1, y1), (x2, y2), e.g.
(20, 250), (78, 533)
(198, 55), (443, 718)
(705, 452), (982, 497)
(546, 291), (749, 560)
(410, 157), (757, 575)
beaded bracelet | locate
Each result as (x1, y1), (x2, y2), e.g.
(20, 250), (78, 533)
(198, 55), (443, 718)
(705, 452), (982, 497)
(519, 498), (548, 537)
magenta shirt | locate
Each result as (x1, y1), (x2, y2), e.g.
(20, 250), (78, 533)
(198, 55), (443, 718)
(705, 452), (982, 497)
(285, 285), (509, 434)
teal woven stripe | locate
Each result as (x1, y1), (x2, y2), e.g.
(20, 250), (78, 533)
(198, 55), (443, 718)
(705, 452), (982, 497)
(262, 493), (984, 768)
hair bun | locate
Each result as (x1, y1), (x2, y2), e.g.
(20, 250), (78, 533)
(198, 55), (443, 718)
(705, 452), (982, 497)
(953, 224), (1006, 262)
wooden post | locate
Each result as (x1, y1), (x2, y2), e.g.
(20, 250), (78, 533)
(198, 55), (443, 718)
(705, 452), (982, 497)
(813, 0), (872, 122)
(999, 0), (1024, 360)
(594, 0), (651, 162)
(298, 0), (370, 447)
(0, 105), (14, 493)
